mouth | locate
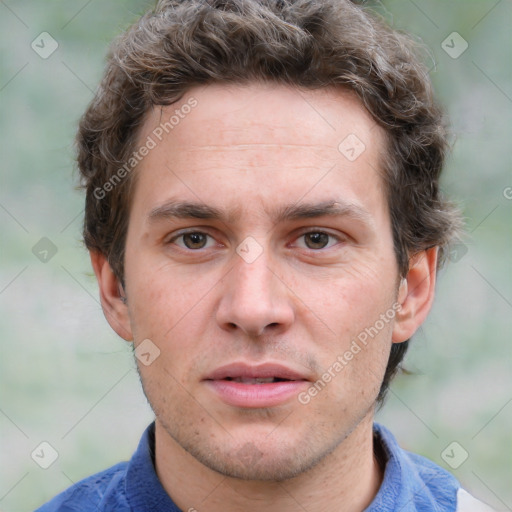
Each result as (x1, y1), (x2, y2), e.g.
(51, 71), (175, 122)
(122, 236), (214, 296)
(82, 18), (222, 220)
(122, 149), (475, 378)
(205, 362), (310, 381)
(222, 376), (296, 384)
(203, 362), (310, 408)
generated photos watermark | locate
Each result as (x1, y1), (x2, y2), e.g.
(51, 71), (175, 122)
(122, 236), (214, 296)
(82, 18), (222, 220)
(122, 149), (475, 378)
(298, 302), (402, 405)
(93, 97), (198, 200)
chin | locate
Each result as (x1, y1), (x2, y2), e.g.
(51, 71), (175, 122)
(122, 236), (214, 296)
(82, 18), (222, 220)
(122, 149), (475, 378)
(194, 443), (325, 481)
(166, 421), (341, 482)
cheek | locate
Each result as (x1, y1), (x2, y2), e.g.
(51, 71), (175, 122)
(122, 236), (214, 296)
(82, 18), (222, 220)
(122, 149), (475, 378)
(309, 323), (392, 415)
(310, 273), (394, 337)
(125, 259), (204, 342)
(302, 269), (396, 388)
(127, 278), (167, 340)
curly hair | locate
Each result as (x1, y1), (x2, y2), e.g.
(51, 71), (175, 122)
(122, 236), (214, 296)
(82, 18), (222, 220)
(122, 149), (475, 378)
(77, 0), (461, 404)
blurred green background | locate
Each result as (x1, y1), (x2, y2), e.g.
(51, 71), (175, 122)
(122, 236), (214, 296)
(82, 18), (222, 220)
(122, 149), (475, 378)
(0, 1), (510, 510)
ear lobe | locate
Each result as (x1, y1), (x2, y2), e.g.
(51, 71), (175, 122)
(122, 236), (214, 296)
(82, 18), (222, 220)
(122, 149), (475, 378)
(392, 247), (438, 344)
(90, 251), (133, 341)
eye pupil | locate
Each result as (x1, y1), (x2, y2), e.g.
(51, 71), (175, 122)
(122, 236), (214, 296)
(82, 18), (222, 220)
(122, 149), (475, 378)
(178, 232), (333, 251)
(184, 232), (207, 249)
(305, 232), (329, 249)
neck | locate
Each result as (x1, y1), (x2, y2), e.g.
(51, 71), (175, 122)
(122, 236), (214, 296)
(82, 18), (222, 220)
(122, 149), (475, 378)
(155, 412), (383, 512)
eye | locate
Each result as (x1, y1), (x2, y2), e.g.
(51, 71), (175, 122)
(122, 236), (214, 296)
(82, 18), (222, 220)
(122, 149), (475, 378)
(294, 230), (341, 250)
(167, 229), (343, 252)
(169, 231), (217, 250)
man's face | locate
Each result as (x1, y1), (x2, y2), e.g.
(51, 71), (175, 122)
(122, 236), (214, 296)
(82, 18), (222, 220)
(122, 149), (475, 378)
(121, 83), (401, 480)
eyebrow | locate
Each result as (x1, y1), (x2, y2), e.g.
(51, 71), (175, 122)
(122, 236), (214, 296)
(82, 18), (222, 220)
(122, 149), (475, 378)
(147, 199), (373, 226)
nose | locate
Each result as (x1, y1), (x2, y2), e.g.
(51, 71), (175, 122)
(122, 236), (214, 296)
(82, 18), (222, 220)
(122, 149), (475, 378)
(216, 245), (295, 338)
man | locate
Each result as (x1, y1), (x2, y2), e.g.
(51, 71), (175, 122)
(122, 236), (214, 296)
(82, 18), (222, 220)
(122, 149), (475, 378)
(36, 0), (495, 510)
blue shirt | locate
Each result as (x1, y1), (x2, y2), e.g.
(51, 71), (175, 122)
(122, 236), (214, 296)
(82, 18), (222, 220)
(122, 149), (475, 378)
(34, 422), (488, 511)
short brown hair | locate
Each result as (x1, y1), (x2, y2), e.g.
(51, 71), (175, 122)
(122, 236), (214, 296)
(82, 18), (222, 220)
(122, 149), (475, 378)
(77, 0), (461, 403)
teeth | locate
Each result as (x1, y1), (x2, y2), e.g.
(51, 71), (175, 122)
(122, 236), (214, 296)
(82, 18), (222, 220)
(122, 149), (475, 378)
(232, 377), (276, 384)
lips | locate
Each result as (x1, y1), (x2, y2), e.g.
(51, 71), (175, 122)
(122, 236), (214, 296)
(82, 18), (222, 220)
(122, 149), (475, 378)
(224, 377), (287, 384)
(205, 362), (309, 382)
(204, 362), (310, 408)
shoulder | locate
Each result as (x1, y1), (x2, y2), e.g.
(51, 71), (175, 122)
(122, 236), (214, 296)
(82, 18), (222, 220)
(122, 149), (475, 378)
(370, 423), (496, 512)
(35, 462), (130, 512)
(373, 423), (460, 508)
(405, 449), (496, 511)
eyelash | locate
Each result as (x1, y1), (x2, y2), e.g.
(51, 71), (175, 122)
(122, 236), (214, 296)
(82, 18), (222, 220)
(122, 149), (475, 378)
(167, 229), (343, 252)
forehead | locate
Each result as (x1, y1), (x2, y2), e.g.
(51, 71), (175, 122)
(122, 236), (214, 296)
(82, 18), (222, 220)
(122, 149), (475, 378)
(142, 82), (382, 151)
(131, 82), (387, 220)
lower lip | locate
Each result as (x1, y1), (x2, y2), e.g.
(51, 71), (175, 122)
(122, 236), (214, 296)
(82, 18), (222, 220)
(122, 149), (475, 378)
(205, 380), (308, 408)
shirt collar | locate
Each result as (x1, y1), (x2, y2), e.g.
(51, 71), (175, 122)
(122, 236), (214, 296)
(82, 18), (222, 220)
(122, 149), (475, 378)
(366, 423), (459, 511)
(125, 422), (181, 511)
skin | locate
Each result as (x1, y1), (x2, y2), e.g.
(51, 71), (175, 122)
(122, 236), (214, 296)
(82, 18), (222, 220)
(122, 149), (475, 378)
(92, 82), (437, 512)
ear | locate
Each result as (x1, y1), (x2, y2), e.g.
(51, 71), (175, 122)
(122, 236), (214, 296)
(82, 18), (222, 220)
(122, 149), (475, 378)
(392, 247), (438, 344)
(90, 250), (133, 342)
